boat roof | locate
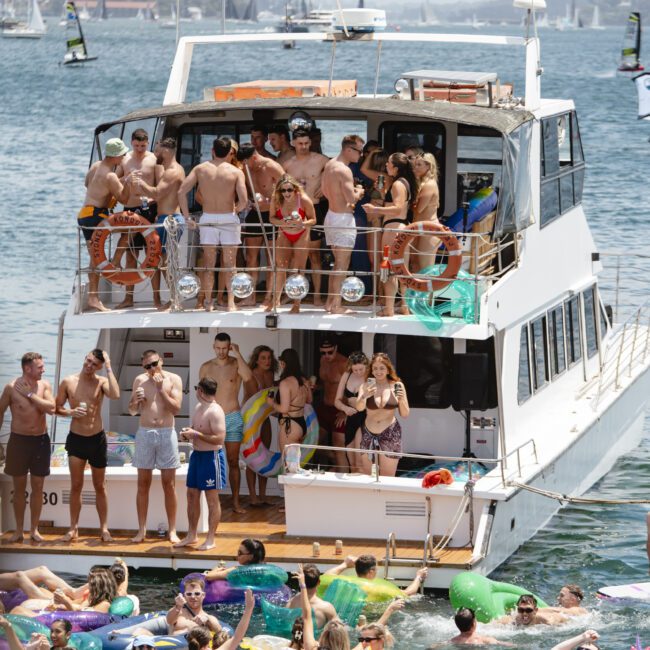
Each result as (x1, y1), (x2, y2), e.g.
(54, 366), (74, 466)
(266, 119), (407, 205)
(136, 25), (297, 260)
(97, 96), (534, 136)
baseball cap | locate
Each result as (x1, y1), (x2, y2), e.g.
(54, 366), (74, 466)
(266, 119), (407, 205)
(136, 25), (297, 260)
(130, 636), (155, 649)
(104, 138), (129, 158)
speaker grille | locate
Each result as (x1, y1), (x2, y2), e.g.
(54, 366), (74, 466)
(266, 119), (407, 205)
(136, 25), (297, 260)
(385, 501), (426, 517)
(62, 490), (96, 505)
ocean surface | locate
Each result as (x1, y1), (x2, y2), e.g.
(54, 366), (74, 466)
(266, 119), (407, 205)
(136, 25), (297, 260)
(1, 17), (650, 648)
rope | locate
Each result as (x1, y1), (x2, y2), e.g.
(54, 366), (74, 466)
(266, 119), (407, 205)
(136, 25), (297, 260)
(465, 479), (476, 547)
(509, 480), (650, 505)
(427, 490), (470, 561)
(165, 215), (182, 312)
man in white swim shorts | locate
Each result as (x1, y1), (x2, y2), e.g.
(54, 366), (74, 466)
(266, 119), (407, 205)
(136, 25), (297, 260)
(321, 135), (365, 314)
(178, 137), (248, 312)
(128, 349), (183, 544)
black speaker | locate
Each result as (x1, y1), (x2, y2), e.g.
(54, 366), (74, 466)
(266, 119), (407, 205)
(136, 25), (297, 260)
(451, 353), (489, 411)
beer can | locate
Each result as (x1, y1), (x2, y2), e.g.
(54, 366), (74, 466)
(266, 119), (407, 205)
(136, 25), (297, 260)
(335, 539), (343, 555)
(312, 541), (320, 557)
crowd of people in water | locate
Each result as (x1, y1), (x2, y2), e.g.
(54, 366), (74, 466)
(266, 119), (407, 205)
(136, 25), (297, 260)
(78, 123), (443, 316)
(0, 334), (410, 547)
(0, 549), (601, 649)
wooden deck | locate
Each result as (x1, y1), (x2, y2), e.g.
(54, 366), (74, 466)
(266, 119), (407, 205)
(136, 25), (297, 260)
(0, 496), (473, 572)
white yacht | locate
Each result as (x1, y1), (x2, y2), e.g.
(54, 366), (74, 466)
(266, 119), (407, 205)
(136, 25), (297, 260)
(2, 0), (45, 37)
(1, 6), (649, 589)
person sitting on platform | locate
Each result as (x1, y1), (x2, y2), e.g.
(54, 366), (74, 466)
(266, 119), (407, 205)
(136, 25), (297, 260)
(204, 538), (266, 581)
(165, 576), (222, 635)
(286, 564), (337, 630)
(325, 555), (426, 597)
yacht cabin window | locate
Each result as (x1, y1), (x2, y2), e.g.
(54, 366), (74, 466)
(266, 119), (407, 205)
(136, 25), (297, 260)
(93, 118), (160, 163)
(583, 286), (599, 359)
(531, 315), (549, 391)
(517, 326), (532, 404)
(549, 305), (567, 378)
(565, 295), (582, 366)
(540, 111), (585, 228)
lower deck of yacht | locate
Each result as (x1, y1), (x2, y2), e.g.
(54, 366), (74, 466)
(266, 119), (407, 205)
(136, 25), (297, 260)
(0, 495), (473, 576)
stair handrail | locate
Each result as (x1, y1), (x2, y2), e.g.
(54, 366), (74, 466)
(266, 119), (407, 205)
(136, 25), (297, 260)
(383, 532), (397, 579)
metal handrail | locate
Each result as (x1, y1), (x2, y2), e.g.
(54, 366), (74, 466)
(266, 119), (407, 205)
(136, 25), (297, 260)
(384, 532), (397, 579)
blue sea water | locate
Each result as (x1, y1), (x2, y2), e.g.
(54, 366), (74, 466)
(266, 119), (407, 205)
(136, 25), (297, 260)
(1, 18), (650, 648)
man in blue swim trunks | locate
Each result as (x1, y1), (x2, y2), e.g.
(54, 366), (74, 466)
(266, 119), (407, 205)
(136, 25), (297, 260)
(174, 377), (226, 551)
(199, 333), (253, 513)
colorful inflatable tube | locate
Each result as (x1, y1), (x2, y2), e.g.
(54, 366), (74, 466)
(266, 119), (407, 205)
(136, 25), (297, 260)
(449, 572), (548, 623)
(227, 565), (288, 589)
(0, 590), (28, 612)
(316, 574), (403, 604)
(180, 573), (291, 606)
(34, 610), (116, 632)
(444, 187), (498, 233)
(1, 616), (101, 650)
(241, 389), (318, 478)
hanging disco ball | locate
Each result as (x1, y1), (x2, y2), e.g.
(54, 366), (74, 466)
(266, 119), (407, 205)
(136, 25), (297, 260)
(288, 110), (314, 133)
(284, 274), (310, 301)
(177, 273), (200, 300)
(231, 272), (255, 299)
(340, 276), (366, 303)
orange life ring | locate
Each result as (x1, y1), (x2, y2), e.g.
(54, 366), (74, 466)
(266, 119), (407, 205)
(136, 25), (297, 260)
(390, 221), (462, 292)
(89, 211), (162, 286)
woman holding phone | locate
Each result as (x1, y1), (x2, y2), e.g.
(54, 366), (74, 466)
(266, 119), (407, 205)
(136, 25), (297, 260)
(355, 353), (409, 477)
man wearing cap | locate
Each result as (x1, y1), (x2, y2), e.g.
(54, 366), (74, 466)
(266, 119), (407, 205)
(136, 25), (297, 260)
(315, 338), (347, 458)
(78, 137), (131, 312)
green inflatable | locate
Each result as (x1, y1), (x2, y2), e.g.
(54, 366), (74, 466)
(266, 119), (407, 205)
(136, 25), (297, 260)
(449, 572), (548, 623)
(317, 574), (403, 603)
(109, 596), (135, 617)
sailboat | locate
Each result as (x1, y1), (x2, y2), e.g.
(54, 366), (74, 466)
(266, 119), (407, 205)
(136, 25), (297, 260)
(618, 12), (644, 72)
(2, 0), (45, 37)
(633, 72), (650, 120)
(78, 1), (89, 19)
(419, 0), (439, 26)
(590, 4), (604, 29)
(63, 0), (97, 63)
(93, 0), (107, 22)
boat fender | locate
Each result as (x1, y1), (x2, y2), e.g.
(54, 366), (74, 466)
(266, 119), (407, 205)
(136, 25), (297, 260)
(89, 211), (161, 286)
(390, 222), (461, 293)
(449, 572), (548, 623)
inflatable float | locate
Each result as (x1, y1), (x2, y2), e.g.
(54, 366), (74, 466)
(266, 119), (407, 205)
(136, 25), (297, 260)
(444, 187), (498, 233)
(0, 615), (101, 650)
(181, 571), (291, 606)
(597, 581), (650, 602)
(241, 635), (292, 650)
(449, 572), (548, 623)
(34, 610), (117, 632)
(0, 590), (28, 612)
(241, 390), (318, 478)
(316, 574), (403, 604)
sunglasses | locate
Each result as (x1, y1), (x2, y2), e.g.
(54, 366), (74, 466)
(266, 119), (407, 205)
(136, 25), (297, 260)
(517, 607), (534, 614)
(349, 146), (363, 154)
(320, 349), (335, 356)
(143, 360), (159, 370)
(280, 188), (295, 194)
(358, 638), (379, 643)
(185, 591), (203, 597)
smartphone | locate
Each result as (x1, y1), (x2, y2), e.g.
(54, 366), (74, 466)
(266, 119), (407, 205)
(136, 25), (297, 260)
(367, 377), (376, 387)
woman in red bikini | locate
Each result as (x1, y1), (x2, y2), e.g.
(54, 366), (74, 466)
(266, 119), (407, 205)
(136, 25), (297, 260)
(268, 175), (316, 313)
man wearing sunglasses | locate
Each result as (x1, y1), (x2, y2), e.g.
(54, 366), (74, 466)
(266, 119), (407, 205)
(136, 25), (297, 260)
(128, 349), (183, 544)
(496, 594), (567, 627)
(166, 576), (223, 635)
(321, 135), (365, 314)
(55, 349), (120, 543)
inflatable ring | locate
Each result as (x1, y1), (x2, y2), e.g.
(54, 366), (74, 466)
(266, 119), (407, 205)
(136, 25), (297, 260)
(390, 222), (461, 293)
(227, 564), (288, 589)
(0, 589), (28, 611)
(89, 211), (161, 286)
(34, 610), (116, 632)
(449, 572), (548, 623)
(241, 389), (318, 478)
(181, 573), (291, 606)
(316, 574), (403, 604)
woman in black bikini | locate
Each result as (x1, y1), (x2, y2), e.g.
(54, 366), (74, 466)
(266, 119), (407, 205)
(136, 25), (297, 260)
(355, 353), (410, 477)
(362, 153), (418, 317)
(333, 351), (370, 473)
(267, 349), (312, 454)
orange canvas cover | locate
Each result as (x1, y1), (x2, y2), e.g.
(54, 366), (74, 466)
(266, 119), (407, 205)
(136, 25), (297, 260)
(211, 79), (357, 101)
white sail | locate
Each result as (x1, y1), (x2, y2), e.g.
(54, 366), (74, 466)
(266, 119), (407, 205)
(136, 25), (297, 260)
(28, 0), (45, 31)
(634, 72), (650, 119)
(590, 5), (604, 29)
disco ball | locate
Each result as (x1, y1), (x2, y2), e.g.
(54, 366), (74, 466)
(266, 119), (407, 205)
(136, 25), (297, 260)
(177, 273), (200, 299)
(284, 274), (310, 301)
(341, 276), (365, 303)
(288, 110), (314, 133)
(231, 272), (254, 299)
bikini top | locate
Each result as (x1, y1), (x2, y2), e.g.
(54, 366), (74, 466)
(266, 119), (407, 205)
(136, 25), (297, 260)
(385, 177), (413, 222)
(343, 372), (359, 399)
(366, 387), (399, 410)
(276, 194), (305, 221)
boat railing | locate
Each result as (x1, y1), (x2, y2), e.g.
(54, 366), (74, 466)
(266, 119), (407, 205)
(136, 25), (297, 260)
(591, 298), (650, 409)
(74, 219), (518, 321)
(598, 251), (650, 323)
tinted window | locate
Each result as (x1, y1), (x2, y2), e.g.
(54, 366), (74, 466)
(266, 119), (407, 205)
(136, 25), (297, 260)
(583, 287), (599, 358)
(542, 119), (559, 176)
(518, 326), (531, 404)
(565, 296), (582, 365)
(531, 316), (548, 390)
(549, 305), (566, 378)
(541, 181), (560, 224)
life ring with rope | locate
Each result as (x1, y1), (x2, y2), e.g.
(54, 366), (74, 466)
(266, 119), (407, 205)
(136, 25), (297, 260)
(89, 211), (161, 286)
(390, 221), (462, 292)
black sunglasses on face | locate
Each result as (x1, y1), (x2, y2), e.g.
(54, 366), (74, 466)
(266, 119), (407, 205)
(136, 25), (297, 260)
(320, 349), (335, 356)
(280, 188), (295, 194)
(143, 360), (159, 369)
(358, 637), (379, 643)
(517, 607), (534, 614)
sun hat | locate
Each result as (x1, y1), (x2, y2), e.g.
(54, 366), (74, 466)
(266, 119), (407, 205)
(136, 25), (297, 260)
(105, 138), (129, 157)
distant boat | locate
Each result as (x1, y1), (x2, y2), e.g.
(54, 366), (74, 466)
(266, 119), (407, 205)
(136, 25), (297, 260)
(62, 0), (96, 63)
(77, 1), (89, 19)
(618, 12), (644, 72)
(419, 0), (439, 26)
(633, 71), (650, 119)
(2, 0), (45, 37)
(93, 0), (107, 21)
(537, 12), (549, 28)
(590, 4), (604, 29)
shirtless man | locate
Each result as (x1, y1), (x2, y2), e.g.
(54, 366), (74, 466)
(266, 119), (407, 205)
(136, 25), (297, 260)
(133, 137), (186, 309)
(283, 129), (329, 306)
(114, 128), (163, 310)
(445, 608), (513, 646)
(175, 377), (226, 551)
(166, 576), (222, 635)
(178, 137), (247, 312)
(78, 137), (131, 312)
(55, 349), (120, 542)
(316, 338), (347, 452)
(544, 585), (588, 616)
(321, 135), (365, 313)
(199, 333), (253, 514)
(268, 124), (295, 166)
(250, 124), (275, 159)
(495, 594), (568, 627)
(237, 143), (284, 307)
(0, 352), (55, 542)
(286, 564), (337, 630)
(128, 349), (183, 543)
